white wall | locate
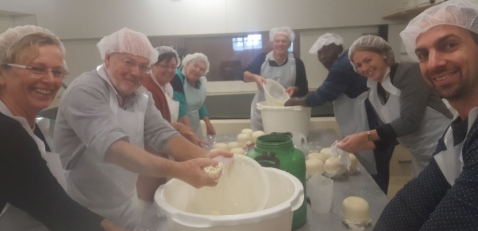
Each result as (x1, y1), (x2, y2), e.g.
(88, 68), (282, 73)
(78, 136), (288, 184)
(300, 26), (379, 88)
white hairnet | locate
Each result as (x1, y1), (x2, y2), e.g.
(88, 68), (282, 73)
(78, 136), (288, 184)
(348, 35), (396, 69)
(309, 33), (344, 54)
(97, 27), (158, 65)
(0, 25), (65, 63)
(400, 0), (478, 61)
(269, 26), (295, 42)
(155, 46), (180, 67)
(181, 53), (209, 76)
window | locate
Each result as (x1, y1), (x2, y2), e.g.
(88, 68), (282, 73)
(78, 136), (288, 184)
(232, 34), (262, 51)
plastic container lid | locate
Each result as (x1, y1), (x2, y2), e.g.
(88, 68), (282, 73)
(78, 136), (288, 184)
(184, 154), (270, 215)
(263, 79), (290, 106)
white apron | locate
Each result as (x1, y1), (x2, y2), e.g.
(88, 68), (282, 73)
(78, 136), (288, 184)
(433, 108), (477, 186)
(65, 65), (148, 229)
(151, 75), (179, 123)
(251, 52), (296, 130)
(0, 104), (66, 231)
(368, 74), (451, 176)
(334, 92), (377, 174)
(184, 76), (207, 138)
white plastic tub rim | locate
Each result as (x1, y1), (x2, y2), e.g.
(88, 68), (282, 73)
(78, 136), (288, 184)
(256, 101), (307, 111)
(154, 168), (304, 228)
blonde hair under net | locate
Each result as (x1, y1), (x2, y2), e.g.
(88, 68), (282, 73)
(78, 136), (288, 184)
(348, 35), (396, 71)
(97, 27), (158, 65)
(309, 33), (344, 54)
(400, 0), (478, 61)
(155, 46), (180, 67)
(0, 25), (65, 64)
(181, 53), (210, 76)
(269, 26), (295, 42)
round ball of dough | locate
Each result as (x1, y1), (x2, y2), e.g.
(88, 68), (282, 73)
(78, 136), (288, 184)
(213, 143), (229, 150)
(230, 147), (245, 155)
(241, 128), (254, 136)
(209, 148), (223, 153)
(324, 157), (347, 175)
(348, 153), (359, 173)
(237, 133), (252, 145)
(227, 142), (241, 149)
(342, 196), (370, 222)
(320, 147), (334, 158)
(306, 158), (324, 176)
(252, 131), (265, 142)
(308, 152), (330, 163)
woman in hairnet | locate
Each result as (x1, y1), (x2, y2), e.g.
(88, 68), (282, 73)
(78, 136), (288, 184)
(171, 53), (215, 138)
(0, 25), (127, 231)
(338, 35), (452, 176)
(243, 26), (308, 130)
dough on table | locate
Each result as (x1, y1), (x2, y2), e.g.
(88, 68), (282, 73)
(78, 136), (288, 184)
(241, 128), (254, 136)
(227, 142), (241, 149)
(213, 143), (229, 150)
(320, 147), (334, 158)
(252, 131), (265, 142)
(307, 152), (330, 163)
(348, 153), (359, 173)
(324, 156), (347, 176)
(306, 158), (324, 176)
(237, 133), (252, 145)
(342, 196), (370, 222)
(230, 147), (245, 155)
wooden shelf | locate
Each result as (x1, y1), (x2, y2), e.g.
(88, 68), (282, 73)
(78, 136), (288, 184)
(383, 2), (443, 21)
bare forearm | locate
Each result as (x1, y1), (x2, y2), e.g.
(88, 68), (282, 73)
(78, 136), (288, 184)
(243, 71), (259, 82)
(164, 135), (208, 161)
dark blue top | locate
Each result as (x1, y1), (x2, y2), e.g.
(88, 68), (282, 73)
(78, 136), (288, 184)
(305, 50), (368, 107)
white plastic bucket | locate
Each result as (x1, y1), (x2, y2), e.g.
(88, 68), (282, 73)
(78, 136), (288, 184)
(154, 168), (304, 231)
(257, 101), (311, 136)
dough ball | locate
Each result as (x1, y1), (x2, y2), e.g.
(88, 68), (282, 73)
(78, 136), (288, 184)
(320, 147), (334, 158)
(209, 148), (223, 153)
(306, 158), (324, 176)
(252, 131), (266, 142)
(324, 157), (347, 175)
(241, 128), (254, 136)
(230, 147), (245, 155)
(227, 142), (241, 149)
(348, 153), (359, 173)
(308, 152), (330, 163)
(213, 143), (229, 150)
(342, 196), (370, 222)
(237, 133), (252, 145)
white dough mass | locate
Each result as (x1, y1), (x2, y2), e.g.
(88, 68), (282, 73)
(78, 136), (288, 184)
(213, 143), (229, 150)
(237, 133), (252, 145)
(241, 128), (254, 136)
(348, 153), (359, 173)
(342, 196), (370, 222)
(306, 158), (324, 176)
(230, 147), (245, 155)
(252, 131), (265, 142)
(308, 152), (330, 163)
(227, 142), (241, 149)
(324, 157), (347, 176)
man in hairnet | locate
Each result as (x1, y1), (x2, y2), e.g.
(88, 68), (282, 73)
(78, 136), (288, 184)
(54, 28), (232, 230)
(375, 0), (478, 230)
(285, 33), (395, 194)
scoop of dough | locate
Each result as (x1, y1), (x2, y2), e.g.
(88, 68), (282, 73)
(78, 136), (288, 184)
(241, 128), (254, 136)
(237, 133), (252, 145)
(342, 196), (370, 222)
(324, 156), (347, 176)
(230, 147), (245, 155)
(320, 147), (334, 158)
(252, 131), (265, 142)
(213, 143), (229, 150)
(227, 142), (241, 149)
(308, 152), (330, 163)
(306, 158), (324, 176)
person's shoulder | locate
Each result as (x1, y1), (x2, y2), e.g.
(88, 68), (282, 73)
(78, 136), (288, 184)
(0, 113), (22, 132)
(0, 113), (31, 149)
(64, 70), (109, 97)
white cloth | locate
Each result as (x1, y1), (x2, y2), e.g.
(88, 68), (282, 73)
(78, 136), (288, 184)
(367, 72), (450, 176)
(65, 65), (148, 229)
(334, 92), (376, 174)
(250, 51), (297, 130)
(151, 75), (180, 123)
(434, 107), (478, 186)
(0, 102), (62, 231)
(184, 76), (207, 138)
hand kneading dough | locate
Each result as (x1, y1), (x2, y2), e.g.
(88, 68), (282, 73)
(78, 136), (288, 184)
(227, 142), (241, 149)
(348, 154), (359, 173)
(237, 133), (252, 145)
(241, 128), (254, 136)
(306, 158), (324, 176)
(213, 143), (229, 150)
(308, 152), (330, 163)
(324, 157), (347, 175)
(320, 147), (334, 158)
(252, 131), (265, 142)
(230, 147), (245, 155)
(342, 196), (370, 222)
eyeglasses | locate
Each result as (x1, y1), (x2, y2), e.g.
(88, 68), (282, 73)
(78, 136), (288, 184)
(122, 60), (151, 73)
(156, 64), (177, 71)
(7, 63), (69, 78)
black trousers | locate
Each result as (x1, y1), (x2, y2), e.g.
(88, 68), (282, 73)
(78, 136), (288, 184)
(365, 99), (397, 194)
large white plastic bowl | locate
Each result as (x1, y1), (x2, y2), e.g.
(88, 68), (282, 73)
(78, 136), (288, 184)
(257, 101), (312, 136)
(154, 168), (304, 231)
(263, 79), (290, 106)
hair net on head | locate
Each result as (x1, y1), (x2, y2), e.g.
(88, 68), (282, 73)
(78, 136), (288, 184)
(348, 35), (396, 69)
(400, 0), (478, 61)
(269, 26), (295, 42)
(97, 27), (158, 65)
(155, 46), (180, 67)
(0, 25), (65, 63)
(181, 53), (210, 76)
(309, 33), (344, 54)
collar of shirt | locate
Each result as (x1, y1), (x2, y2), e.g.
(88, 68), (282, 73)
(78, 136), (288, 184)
(96, 64), (138, 108)
(268, 52), (292, 67)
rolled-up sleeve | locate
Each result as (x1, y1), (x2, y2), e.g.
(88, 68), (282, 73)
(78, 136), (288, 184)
(60, 84), (127, 160)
